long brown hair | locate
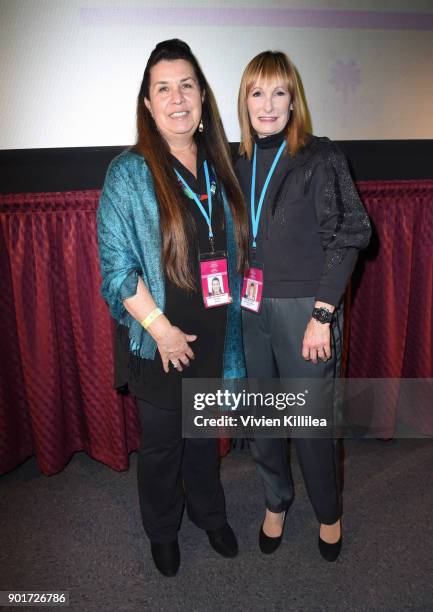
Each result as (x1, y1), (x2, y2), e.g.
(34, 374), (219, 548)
(238, 51), (308, 160)
(134, 39), (248, 290)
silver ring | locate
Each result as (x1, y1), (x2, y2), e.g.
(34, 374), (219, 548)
(171, 359), (180, 369)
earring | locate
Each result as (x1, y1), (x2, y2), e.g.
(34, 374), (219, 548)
(198, 119), (204, 133)
(290, 103), (294, 110)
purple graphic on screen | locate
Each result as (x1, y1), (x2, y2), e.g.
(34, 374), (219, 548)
(80, 7), (433, 31)
(329, 60), (361, 104)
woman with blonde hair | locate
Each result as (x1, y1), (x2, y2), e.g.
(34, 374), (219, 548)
(236, 50), (371, 561)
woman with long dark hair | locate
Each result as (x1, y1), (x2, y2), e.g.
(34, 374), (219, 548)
(236, 51), (371, 561)
(97, 39), (248, 576)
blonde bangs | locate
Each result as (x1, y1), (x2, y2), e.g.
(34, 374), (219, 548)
(249, 54), (290, 93)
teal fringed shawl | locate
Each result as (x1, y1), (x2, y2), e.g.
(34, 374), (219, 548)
(97, 150), (246, 379)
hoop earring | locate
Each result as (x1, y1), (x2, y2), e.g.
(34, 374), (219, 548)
(198, 119), (204, 133)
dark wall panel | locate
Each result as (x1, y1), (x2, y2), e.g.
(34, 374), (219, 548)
(1, 140), (432, 194)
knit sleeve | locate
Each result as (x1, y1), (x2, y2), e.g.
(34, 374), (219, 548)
(97, 158), (141, 321)
(310, 142), (371, 305)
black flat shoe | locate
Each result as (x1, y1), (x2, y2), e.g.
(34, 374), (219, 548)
(318, 534), (342, 562)
(206, 523), (238, 558)
(150, 539), (180, 577)
(259, 512), (287, 555)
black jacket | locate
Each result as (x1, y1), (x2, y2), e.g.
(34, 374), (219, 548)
(235, 132), (371, 306)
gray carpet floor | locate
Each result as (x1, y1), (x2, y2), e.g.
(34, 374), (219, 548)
(1, 438), (432, 612)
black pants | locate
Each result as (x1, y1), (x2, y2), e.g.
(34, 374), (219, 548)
(242, 297), (343, 524)
(136, 399), (227, 543)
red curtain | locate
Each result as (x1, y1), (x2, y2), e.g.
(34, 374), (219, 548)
(346, 180), (433, 438)
(348, 180), (433, 379)
(0, 192), (141, 475)
(1, 180), (432, 475)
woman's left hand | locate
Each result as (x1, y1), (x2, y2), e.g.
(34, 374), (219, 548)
(301, 318), (331, 364)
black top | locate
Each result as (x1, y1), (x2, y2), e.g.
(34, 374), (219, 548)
(114, 145), (228, 409)
(235, 129), (371, 305)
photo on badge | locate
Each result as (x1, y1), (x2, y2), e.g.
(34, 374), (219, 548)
(200, 255), (232, 308)
(241, 266), (263, 313)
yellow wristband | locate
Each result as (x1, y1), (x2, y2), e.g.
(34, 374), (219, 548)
(140, 308), (163, 330)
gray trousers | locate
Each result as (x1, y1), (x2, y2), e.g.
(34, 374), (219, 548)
(242, 297), (343, 524)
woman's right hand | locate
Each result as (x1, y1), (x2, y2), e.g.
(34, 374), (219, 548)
(122, 277), (197, 372)
(149, 316), (197, 373)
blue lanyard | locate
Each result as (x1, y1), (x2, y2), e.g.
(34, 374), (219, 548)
(250, 140), (286, 248)
(174, 160), (214, 239)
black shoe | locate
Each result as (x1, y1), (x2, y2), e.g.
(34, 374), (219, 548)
(150, 539), (180, 577)
(206, 523), (238, 558)
(259, 512), (286, 555)
(318, 534), (342, 562)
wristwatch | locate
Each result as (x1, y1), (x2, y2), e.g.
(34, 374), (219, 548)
(312, 307), (333, 324)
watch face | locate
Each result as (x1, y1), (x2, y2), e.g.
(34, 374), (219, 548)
(314, 308), (332, 323)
